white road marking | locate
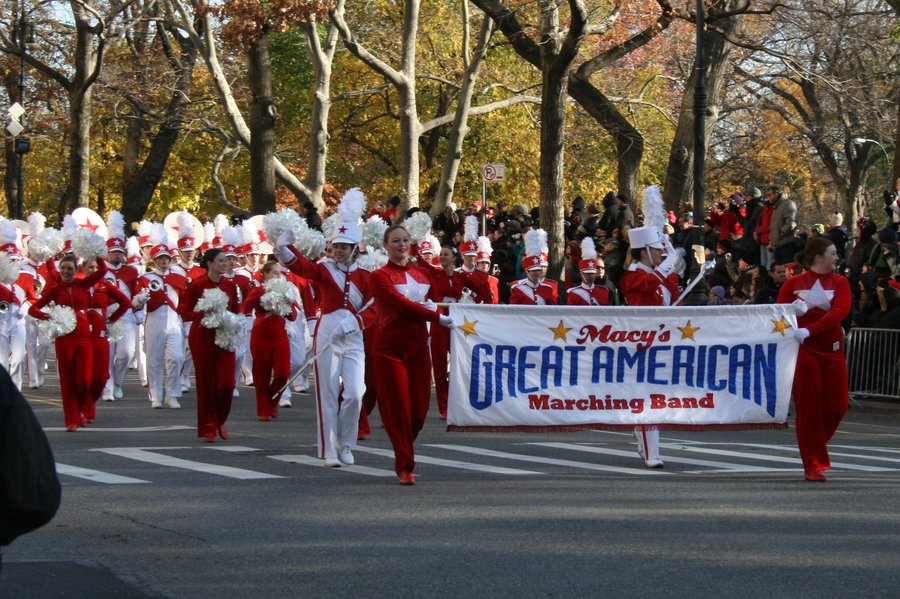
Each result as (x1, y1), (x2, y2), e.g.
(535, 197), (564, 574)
(425, 444), (665, 475)
(357, 446), (541, 475)
(56, 463), (149, 484)
(92, 448), (283, 479)
(205, 446), (262, 452)
(659, 443), (897, 472)
(44, 426), (195, 433)
(269, 454), (396, 477)
(529, 442), (785, 472)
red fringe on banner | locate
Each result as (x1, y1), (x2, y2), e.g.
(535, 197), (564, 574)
(446, 422), (789, 433)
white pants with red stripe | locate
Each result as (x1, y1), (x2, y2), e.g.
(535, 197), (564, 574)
(143, 307), (183, 404)
(104, 316), (136, 397)
(0, 307), (26, 389)
(313, 311), (365, 460)
(634, 429), (660, 462)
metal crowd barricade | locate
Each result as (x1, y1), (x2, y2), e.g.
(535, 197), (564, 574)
(846, 327), (900, 402)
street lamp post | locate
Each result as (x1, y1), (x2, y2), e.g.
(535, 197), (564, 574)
(686, 0), (708, 305)
(852, 137), (891, 179)
(10, 11), (34, 220)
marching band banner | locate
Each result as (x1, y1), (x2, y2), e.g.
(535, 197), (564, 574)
(447, 304), (800, 432)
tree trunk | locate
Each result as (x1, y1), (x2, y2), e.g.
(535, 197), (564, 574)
(248, 30), (276, 215)
(398, 83), (422, 213)
(662, 9), (743, 211)
(64, 85), (92, 213)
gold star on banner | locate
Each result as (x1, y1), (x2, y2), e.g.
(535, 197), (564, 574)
(458, 317), (479, 337)
(771, 316), (793, 336)
(678, 320), (700, 341)
(549, 320), (572, 341)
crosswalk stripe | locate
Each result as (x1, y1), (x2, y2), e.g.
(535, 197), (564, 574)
(93, 448), (284, 480)
(269, 454), (396, 477)
(356, 446), (541, 475)
(659, 443), (897, 472)
(529, 442), (785, 472)
(723, 442), (900, 465)
(830, 445), (900, 455)
(425, 444), (666, 475)
(206, 446), (263, 452)
(44, 426), (195, 433)
(56, 463), (149, 484)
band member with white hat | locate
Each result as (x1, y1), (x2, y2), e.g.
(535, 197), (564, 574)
(172, 212), (204, 394)
(132, 224), (187, 409)
(21, 213), (51, 388)
(620, 221), (681, 468)
(510, 229), (558, 305)
(275, 188), (373, 467)
(566, 238), (610, 306)
(0, 220), (27, 388)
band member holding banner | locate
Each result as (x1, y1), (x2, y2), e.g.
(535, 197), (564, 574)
(369, 224), (454, 484)
(178, 248), (240, 443)
(510, 229), (558, 305)
(276, 188), (372, 467)
(777, 238), (851, 481)
(29, 255), (107, 431)
(566, 238), (610, 306)
(620, 224), (680, 468)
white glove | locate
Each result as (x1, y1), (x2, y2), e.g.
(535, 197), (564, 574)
(438, 314), (455, 328)
(276, 230), (296, 247)
(791, 299), (808, 316)
(132, 288), (150, 309)
(274, 244), (294, 264)
(795, 328), (810, 343)
(15, 307), (24, 320)
(134, 310), (145, 325)
(662, 235), (676, 255)
(657, 248), (679, 277)
(423, 299), (438, 312)
(339, 315), (359, 336)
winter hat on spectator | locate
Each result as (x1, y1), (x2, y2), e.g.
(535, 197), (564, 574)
(602, 192), (617, 209)
(747, 187), (763, 199)
(812, 224), (826, 235)
(827, 212), (844, 229)
(710, 285), (726, 299)
(878, 227), (898, 246)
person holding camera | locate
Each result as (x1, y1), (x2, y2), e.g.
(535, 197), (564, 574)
(882, 178), (900, 229)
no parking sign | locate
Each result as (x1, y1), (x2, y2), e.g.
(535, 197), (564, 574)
(481, 163), (505, 183)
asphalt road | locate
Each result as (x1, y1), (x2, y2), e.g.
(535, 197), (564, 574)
(3, 363), (900, 599)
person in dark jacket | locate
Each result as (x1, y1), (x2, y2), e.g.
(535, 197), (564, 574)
(301, 201), (322, 231)
(0, 365), (61, 577)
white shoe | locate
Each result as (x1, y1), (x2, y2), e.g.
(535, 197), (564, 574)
(324, 457), (341, 468)
(279, 398), (292, 408)
(181, 386), (189, 394)
(151, 401), (163, 409)
(339, 446), (355, 465)
(165, 398), (181, 409)
(114, 386), (123, 399)
(102, 395), (115, 402)
(644, 459), (665, 469)
(232, 388), (239, 397)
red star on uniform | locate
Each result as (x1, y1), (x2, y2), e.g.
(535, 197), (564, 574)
(338, 226), (347, 234)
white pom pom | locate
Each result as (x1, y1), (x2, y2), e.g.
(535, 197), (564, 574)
(403, 212), (432, 243)
(355, 249), (388, 271)
(28, 228), (63, 263)
(260, 277), (299, 317)
(106, 320), (125, 342)
(294, 227), (326, 259)
(214, 311), (246, 351)
(71, 228), (108, 260)
(38, 304), (77, 340)
(196, 287), (229, 317)
(62, 215), (78, 241)
(362, 215), (388, 251)
(263, 208), (305, 247)
(0, 252), (20, 284)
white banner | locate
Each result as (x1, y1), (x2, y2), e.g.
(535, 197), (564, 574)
(447, 304), (800, 432)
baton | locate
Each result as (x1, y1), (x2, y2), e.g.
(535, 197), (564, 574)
(673, 263), (713, 306)
(272, 297), (375, 400)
